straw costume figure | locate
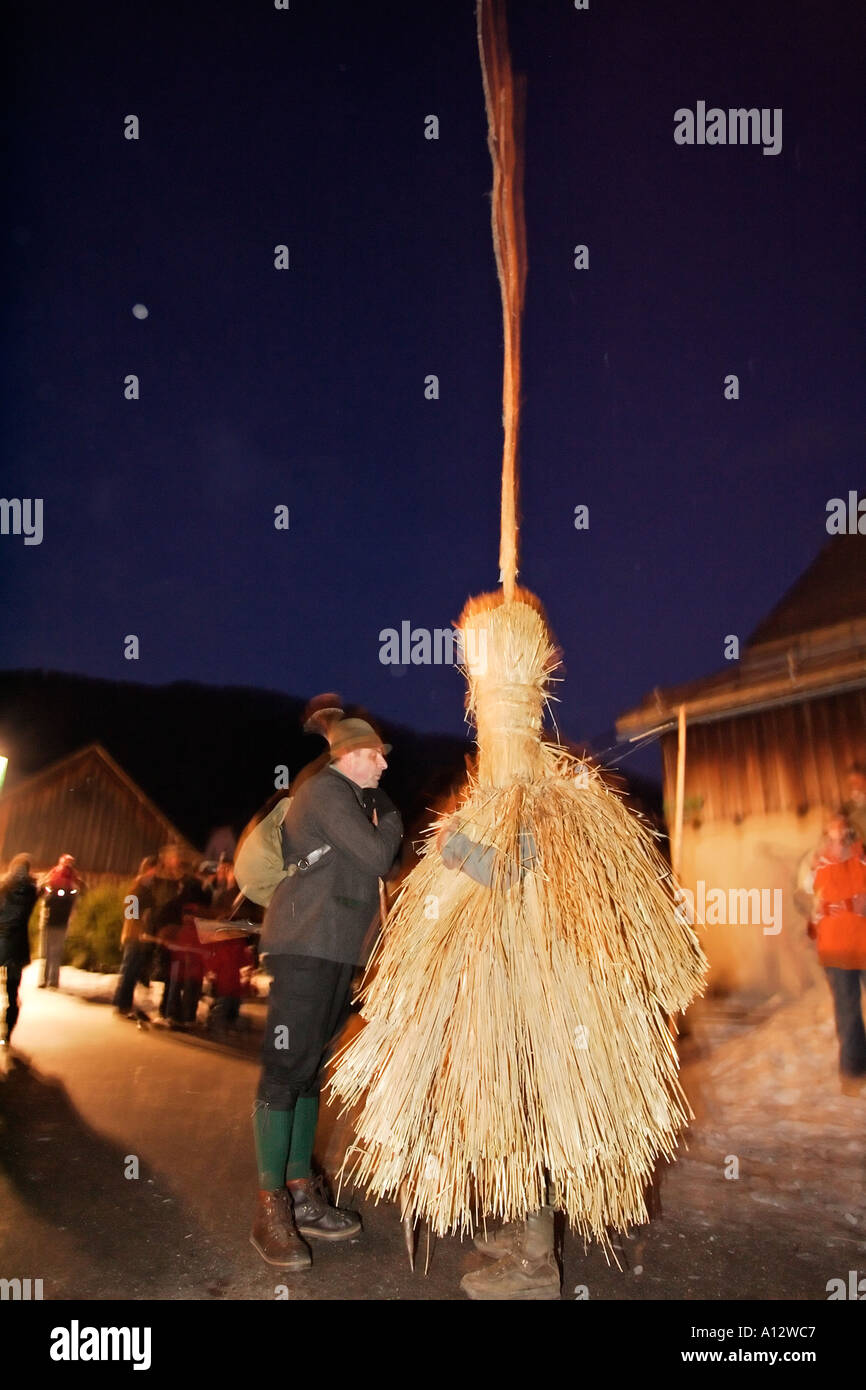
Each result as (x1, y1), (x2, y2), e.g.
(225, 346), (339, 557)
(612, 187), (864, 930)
(328, 0), (706, 1290)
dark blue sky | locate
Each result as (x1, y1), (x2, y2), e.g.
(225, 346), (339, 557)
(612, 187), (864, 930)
(3, 0), (863, 780)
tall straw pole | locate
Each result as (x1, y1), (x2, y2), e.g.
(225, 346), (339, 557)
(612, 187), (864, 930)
(672, 703), (687, 877)
(477, 0), (527, 601)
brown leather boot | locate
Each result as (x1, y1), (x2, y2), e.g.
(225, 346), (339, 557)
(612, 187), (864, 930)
(250, 1190), (312, 1269)
(461, 1208), (560, 1300)
(473, 1221), (519, 1259)
(287, 1176), (362, 1241)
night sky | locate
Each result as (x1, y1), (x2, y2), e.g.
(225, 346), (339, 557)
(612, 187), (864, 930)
(3, 0), (863, 781)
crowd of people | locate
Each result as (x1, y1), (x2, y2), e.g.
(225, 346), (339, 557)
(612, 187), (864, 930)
(0, 852), (87, 1044)
(0, 845), (256, 1046)
(113, 845), (255, 1033)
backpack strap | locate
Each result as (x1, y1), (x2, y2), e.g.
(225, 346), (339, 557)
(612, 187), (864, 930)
(279, 820), (292, 872)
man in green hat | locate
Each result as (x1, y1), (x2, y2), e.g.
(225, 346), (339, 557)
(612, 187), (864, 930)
(250, 717), (403, 1269)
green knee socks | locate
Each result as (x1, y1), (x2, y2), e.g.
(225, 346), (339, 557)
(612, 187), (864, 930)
(253, 1096), (319, 1189)
(286, 1096), (318, 1181)
(253, 1105), (292, 1190)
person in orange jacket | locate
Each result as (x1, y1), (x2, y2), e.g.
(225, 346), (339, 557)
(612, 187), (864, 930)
(810, 813), (866, 1094)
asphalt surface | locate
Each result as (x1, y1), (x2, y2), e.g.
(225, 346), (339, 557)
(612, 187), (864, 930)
(1, 966), (863, 1302)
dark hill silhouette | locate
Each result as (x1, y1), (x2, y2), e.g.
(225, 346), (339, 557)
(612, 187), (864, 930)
(0, 670), (471, 849)
(0, 670), (662, 850)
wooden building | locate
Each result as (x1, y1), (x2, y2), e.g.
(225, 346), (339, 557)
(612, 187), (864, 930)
(0, 743), (196, 879)
(617, 535), (866, 997)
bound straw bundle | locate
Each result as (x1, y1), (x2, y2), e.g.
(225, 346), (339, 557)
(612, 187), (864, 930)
(329, 589), (706, 1246)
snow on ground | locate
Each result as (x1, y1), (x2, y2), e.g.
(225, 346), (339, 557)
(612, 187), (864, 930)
(55, 966), (120, 1004)
(678, 987), (866, 1251)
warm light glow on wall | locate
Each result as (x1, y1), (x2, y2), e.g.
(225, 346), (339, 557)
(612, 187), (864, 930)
(0, 756), (7, 792)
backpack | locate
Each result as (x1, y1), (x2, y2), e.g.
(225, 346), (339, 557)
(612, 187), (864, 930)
(233, 797), (292, 908)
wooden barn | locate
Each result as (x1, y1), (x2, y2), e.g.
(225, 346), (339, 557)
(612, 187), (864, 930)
(0, 742), (197, 880)
(617, 535), (866, 998)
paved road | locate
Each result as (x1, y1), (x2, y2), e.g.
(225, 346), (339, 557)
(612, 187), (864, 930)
(1, 967), (861, 1302)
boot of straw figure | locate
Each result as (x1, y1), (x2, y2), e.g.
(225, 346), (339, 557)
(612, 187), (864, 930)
(461, 1207), (559, 1300)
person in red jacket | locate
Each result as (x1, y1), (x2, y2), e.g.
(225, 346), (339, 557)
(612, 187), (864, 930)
(811, 813), (866, 1094)
(207, 933), (254, 1034)
(38, 854), (86, 989)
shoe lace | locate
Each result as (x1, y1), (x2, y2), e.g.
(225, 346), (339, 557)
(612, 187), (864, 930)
(297, 1173), (332, 1212)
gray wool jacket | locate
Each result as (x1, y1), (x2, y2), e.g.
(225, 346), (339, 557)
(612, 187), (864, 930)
(259, 765), (403, 965)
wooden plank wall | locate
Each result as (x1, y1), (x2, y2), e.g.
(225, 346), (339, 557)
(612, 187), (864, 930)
(662, 687), (866, 825)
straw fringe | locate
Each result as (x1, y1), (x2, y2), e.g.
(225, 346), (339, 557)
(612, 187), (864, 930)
(329, 596), (707, 1248)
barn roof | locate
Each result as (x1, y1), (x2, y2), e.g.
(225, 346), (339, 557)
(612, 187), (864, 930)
(0, 742), (184, 824)
(0, 742), (196, 874)
(748, 533), (866, 645)
(618, 536), (866, 737)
